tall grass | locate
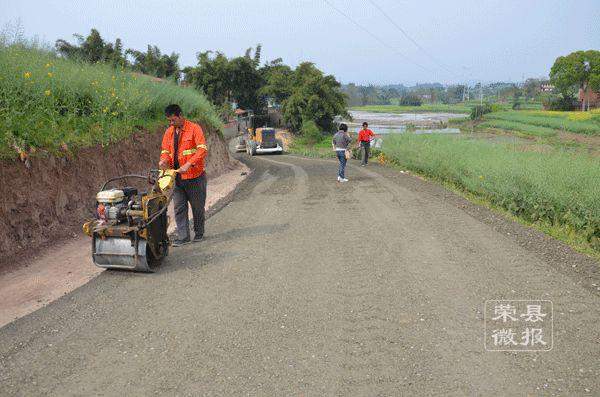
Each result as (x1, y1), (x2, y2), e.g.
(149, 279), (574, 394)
(484, 111), (600, 136)
(0, 43), (221, 159)
(382, 134), (600, 252)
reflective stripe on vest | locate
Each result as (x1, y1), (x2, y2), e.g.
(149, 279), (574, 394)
(182, 148), (197, 156)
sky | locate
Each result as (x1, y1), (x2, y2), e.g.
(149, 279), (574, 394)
(2, 0), (599, 85)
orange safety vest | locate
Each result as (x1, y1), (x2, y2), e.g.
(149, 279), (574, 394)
(160, 119), (208, 180)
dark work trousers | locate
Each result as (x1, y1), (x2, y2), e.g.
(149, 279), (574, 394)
(173, 172), (207, 240)
(360, 141), (371, 165)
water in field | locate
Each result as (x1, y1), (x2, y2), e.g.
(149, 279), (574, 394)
(346, 110), (467, 135)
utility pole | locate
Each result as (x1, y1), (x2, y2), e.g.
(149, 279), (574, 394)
(480, 82), (483, 105)
(583, 61), (590, 111)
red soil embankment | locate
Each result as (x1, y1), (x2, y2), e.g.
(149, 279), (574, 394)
(0, 123), (232, 270)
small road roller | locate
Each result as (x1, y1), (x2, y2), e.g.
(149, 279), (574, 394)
(83, 170), (176, 272)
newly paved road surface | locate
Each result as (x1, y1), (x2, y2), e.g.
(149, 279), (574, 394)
(1, 148), (599, 396)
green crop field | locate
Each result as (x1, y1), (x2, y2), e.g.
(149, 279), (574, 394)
(381, 133), (600, 255)
(0, 43), (221, 159)
(478, 119), (558, 137)
(482, 110), (600, 136)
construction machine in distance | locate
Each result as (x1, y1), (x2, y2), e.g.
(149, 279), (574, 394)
(235, 113), (283, 155)
(82, 169), (176, 272)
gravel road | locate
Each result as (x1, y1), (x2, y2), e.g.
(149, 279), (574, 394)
(1, 146), (598, 396)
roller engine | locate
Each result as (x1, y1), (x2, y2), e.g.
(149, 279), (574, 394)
(83, 170), (175, 272)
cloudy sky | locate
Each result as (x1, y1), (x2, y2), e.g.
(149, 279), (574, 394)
(2, 0), (599, 85)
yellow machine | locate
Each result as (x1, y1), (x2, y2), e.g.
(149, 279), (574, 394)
(245, 127), (283, 155)
(83, 169), (176, 272)
(235, 113), (283, 155)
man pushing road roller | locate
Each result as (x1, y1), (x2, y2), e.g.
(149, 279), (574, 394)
(159, 104), (209, 247)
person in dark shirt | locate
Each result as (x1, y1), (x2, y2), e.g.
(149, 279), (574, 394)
(332, 123), (352, 182)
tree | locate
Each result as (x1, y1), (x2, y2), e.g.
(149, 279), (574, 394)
(184, 51), (232, 105)
(228, 55), (264, 111)
(127, 45), (181, 81)
(81, 29), (105, 63)
(281, 62), (348, 132)
(550, 50), (600, 111)
(259, 58), (294, 104)
(111, 38), (127, 68)
(56, 29), (104, 63)
(184, 46), (264, 110)
(398, 93), (422, 106)
(522, 78), (542, 100)
(446, 85), (465, 103)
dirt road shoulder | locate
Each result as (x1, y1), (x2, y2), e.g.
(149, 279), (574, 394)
(0, 161), (251, 328)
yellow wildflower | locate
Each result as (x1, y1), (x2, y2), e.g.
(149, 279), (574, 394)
(47, 72), (53, 78)
(111, 111), (118, 116)
(44, 90), (51, 96)
(23, 72), (31, 79)
(102, 107), (109, 113)
(45, 63), (51, 68)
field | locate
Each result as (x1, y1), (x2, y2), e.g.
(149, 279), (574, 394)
(0, 43), (221, 159)
(351, 103), (473, 114)
(350, 101), (545, 115)
(481, 110), (600, 137)
(380, 133), (600, 256)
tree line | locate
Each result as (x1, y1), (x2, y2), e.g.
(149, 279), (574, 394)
(344, 50), (600, 112)
(342, 80), (550, 108)
(55, 29), (347, 132)
(183, 45), (347, 132)
(55, 29), (181, 82)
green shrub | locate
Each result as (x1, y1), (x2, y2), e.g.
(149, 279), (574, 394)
(490, 103), (504, 112)
(398, 93), (422, 106)
(300, 119), (322, 146)
(470, 103), (493, 120)
(542, 95), (578, 111)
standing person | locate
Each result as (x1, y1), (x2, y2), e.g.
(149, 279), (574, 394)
(357, 122), (375, 166)
(159, 104), (208, 247)
(332, 123), (352, 182)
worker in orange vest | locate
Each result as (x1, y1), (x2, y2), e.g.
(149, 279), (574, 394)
(159, 104), (208, 246)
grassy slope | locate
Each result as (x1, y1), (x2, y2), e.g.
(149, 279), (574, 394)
(0, 44), (222, 159)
